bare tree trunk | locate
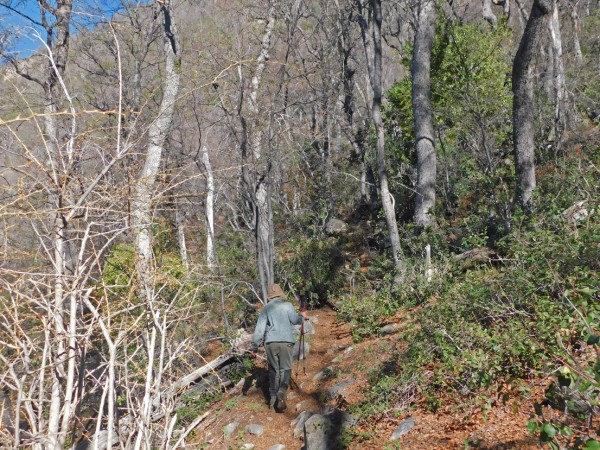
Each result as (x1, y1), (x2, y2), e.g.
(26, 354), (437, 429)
(515, 0), (530, 28)
(425, 243), (433, 281)
(242, 1), (277, 301)
(133, 0), (181, 297)
(503, 0), (510, 17)
(256, 176), (273, 297)
(131, 2), (180, 446)
(357, 0), (404, 274)
(542, 40), (555, 98)
(512, 0), (553, 213)
(39, 3), (74, 448)
(548, 4), (569, 140)
(201, 145), (216, 269)
(412, 0), (437, 229)
(334, 0), (374, 212)
(571, 0), (583, 65)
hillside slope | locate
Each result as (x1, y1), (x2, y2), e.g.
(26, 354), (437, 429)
(188, 307), (553, 449)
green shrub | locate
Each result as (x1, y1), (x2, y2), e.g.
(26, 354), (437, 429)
(356, 199), (598, 417)
(527, 286), (600, 449)
(177, 389), (222, 426)
(276, 237), (345, 304)
(337, 288), (399, 341)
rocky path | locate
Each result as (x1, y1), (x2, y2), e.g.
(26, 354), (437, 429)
(189, 306), (545, 449)
(190, 307), (356, 449)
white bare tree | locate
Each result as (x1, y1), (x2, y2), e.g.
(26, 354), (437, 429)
(356, 0), (404, 275)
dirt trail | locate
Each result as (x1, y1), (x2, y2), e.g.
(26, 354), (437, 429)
(191, 306), (354, 449)
(190, 306), (545, 449)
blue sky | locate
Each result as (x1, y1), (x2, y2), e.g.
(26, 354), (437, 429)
(0, 1), (150, 58)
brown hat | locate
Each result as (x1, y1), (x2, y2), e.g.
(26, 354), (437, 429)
(267, 283), (287, 300)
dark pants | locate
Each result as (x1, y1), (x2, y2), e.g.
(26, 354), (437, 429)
(265, 342), (294, 399)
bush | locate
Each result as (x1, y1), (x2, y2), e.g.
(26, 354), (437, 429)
(337, 287), (400, 341)
(276, 237), (345, 305)
(355, 193), (599, 416)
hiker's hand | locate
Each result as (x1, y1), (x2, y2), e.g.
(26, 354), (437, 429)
(301, 310), (307, 318)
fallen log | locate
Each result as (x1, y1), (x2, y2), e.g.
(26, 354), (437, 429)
(171, 353), (234, 394)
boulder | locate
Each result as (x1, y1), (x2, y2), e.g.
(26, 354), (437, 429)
(74, 430), (120, 450)
(546, 381), (599, 415)
(244, 424), (264, 436)
(325, 218), (348, 235)
(380, 323), (400, 336)
(454, 247), (496, 269)
(302, 408), (357, 449)
(292, 411), (314, 438)
(390, 417), (416, 440)
(222, 422), (239, 438)
(324, 379), (353, 400)
(313, 366), (334, 381)
(303, 414), (333, 449)
(294, 320), (315, 336)
(562, 201), (590, 223)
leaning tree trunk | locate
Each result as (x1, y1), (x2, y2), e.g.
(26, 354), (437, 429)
(242, 1), (277, 301)
(512, 0), (554, 213)
(357, 0), (404, 274)
(131, 2), (181, 447)
(133, 1), (181, 298)
(412, 0), (438, 229)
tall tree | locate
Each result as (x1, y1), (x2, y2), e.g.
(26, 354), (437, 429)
(239, 0), (277, 301)
(356, 0), (404, 274)
(131, 1), (181, 446)
(411, 0), (437, 228)
(570, 0), (584, 65)
(0, 2), (77, 448)
(512, 0), (554, 212)
(334, 0), (377, 210)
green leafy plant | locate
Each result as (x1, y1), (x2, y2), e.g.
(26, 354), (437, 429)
(527, 285), (600, 450)
(177, 389), (222, 426)
(276, 236), (345, 304)
(337, 286), (400, 341)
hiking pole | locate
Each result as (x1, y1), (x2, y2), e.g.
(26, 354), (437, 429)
(300, 297), (308, 376)
(295, 296), (307, 378)
(295, 323), (305, 377)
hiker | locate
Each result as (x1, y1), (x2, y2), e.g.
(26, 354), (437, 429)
(249, 283), (306, 412)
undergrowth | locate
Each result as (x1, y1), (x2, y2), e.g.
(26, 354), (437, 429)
(338, 143), (599, 447)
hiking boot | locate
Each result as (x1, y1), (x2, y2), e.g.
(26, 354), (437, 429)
(269, 397), (276, 411)
(275, 390), (287, 412)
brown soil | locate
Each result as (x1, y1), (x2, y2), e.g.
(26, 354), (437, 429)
(189, 307), (585, 449)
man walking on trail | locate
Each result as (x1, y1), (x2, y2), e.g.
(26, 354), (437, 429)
(250, 283), (305, 412)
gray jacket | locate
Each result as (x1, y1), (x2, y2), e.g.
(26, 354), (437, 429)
(252, 298), (303, 347)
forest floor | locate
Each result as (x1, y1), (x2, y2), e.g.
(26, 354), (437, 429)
(190, 306), (562, 449)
